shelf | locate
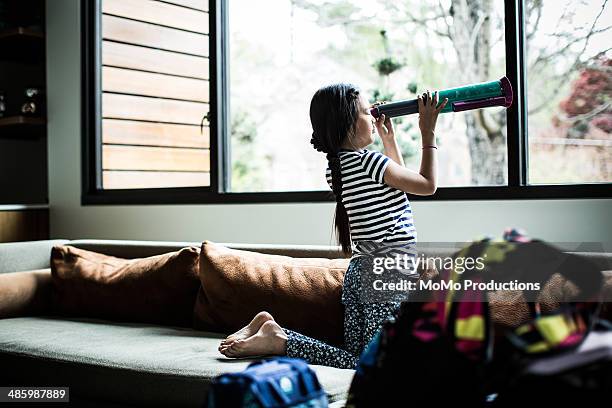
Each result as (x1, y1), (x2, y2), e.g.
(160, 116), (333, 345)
(0, 27), (44, 40)
(0, 204), (49, 211)
(0, 115), (46, 136)
(0, 115), (45, 126)
(0, 27), (45, 63)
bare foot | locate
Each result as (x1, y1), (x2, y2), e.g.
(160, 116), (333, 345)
(221, 320), (287, 358)
(218, 311), (274, 350)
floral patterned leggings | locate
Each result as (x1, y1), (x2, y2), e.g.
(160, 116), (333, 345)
(283, 256), (400, 369)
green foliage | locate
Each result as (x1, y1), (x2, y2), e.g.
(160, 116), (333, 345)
(232, 109), (256, 144)
(370, 89), (395, 103)
(369, 27), (416, 161)
(372, 57), (404, 76)
(371, 123), (419, 162)
(230, 109), (267, 191)
(407, 81), (418, 94)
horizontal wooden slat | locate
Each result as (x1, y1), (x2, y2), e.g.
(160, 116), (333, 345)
(102, 145), (210, 171)
(102, 66), (209, 102)
(103, 0), (208, 34)
(103, 119), (209, 148)
(103, 93), (208, 125)
(103, 170), (210, 189)
(161, 0), (208, 12)
(102, 14), (208, 56)
(103, 41), (209, 79)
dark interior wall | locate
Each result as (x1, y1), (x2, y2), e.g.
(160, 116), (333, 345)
(0, 137), (48, 204)
(0, 0), (47, 204)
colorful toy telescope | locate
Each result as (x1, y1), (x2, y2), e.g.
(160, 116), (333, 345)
(369, 76), (513, 118)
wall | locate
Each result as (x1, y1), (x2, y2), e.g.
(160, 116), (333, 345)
(0, 0), (48, 205)
(46, 0), (612, 245)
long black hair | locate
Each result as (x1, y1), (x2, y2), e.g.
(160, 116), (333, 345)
(309, 83), (361, 255)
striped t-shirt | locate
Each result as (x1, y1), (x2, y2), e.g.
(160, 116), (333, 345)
(326, 148), (417, 259)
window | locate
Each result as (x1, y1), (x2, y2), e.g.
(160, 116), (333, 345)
(93, 0), (212, 190)
(525, 0), (611, 184)
(82, 0), (611, 204)
(228, 0), (508, 191)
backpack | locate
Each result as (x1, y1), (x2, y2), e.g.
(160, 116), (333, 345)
(346, 235), (609, 407)
(207, 357), (328, 408)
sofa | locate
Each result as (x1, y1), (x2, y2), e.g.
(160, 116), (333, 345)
(0, 239), (356, 407)
(1, 239), (610, 407)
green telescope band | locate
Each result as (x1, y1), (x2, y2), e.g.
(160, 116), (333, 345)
(370, 76), (513, 118)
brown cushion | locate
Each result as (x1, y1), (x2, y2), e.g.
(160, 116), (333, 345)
(489, 271), (612, 333)
(193, 241), (349, 346)
(0, 269), (52, 319)
(51, 245), (200, 327)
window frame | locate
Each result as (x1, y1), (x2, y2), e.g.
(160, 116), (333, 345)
(81, 0), (611, 205)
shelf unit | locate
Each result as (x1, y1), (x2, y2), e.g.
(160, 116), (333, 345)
(0, 0), (49, 242)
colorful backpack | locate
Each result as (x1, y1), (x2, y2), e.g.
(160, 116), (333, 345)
(346, 232), (608, 407)
(207, 357), (328, 408)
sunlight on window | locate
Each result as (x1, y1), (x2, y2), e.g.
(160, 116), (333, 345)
(229, 0), (507, 192)
(526, 0), (611, 184)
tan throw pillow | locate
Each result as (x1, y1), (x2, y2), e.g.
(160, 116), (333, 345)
(193, 241), (350, 346)
(51, 245), (200, 327)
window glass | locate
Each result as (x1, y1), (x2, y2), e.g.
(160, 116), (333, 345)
(526, 0), (611, 184)
(229, 0), (507, 192)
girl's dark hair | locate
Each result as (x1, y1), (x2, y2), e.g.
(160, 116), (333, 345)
(309, 83), (361, 255)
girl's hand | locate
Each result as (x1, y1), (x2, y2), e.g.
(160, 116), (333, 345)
(418, 90), (448, 141)
(374, 113), (395, 141)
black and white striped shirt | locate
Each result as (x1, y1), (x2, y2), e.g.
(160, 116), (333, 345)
(326, 148), (417, 259)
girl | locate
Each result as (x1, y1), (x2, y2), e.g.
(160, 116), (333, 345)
(219, 83), (448, 369)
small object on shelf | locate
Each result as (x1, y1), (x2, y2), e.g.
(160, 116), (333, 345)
(20, 87), (43, 117)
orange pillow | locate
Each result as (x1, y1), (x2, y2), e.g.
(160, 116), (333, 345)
(51, 245), (200, 327)
(193, 241), (349, 346)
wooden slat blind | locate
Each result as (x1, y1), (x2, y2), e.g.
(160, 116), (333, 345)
(161, 0), (208, 12)
(103, 42), (209, 79)
(102, 67), (209, 102)
(101, 0), (210, 190)
(102, 0), (209, 33)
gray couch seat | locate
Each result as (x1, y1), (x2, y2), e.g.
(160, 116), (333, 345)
(0, 316), (354, 407)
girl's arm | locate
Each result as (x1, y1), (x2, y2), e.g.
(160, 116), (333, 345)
(377, 91), (447, 196)
(375, 114), (405, 166)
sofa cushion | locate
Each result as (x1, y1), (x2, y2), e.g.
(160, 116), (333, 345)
(194, 241), (350, 346)
(51, 245), (200, 327)
(0, 240), (69, 274)
(0, 317), (353, 406)
(488, 270), (612, 333)
(65, 239), (347, 260)
(0, 269), (52, 319)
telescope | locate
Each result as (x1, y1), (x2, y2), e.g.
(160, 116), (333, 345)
(369, 76), (513, 118)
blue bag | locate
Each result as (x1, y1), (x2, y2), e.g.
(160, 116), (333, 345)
(207, 358), (329, 408)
